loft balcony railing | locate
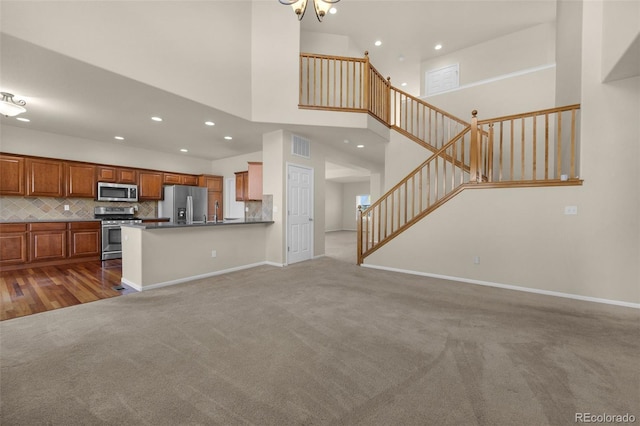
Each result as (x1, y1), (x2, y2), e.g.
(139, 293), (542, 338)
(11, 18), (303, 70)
(298, 52), (582, 264)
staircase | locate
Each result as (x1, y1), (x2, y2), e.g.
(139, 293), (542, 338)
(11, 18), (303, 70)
(298, 52), (582, 264)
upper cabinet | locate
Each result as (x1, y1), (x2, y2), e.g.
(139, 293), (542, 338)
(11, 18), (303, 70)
(138, 171), (163, 200)
(163, 173), (199, 186)
(235, 162), (263, 201)
(65, 162), (96, 198)
(0, 154), (25, 196)
(26, 158), (64, 197)
(97, 166), (137, 184)
(198, 175), (224, 221)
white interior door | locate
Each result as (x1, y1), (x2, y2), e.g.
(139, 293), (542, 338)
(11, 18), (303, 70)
(287, 164), (313, 264)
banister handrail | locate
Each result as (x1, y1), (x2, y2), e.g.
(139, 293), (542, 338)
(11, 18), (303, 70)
(363, 126), (471, 216)
(390, 86), (469, 128)
(476, 104), (581, 125)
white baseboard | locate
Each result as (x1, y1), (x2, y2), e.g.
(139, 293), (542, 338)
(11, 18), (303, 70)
(264, 261), (284, 267)
(121, 261), (279, 291)
(361, 264), (640, 309)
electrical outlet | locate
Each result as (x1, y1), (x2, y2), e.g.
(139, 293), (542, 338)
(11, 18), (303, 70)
(564, 206), (578, 215)
(211, 250), (217, 258)
(473, 256), (480, 264)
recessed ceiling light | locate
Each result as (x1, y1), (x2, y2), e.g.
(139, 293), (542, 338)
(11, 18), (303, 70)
(343, 139), (350, 144)
(374, 40), (382, 47)
(435, 44), (443, 50)
(224, 136), (233, 140)
(329, 7), (337, 14)
(16, 117), (30, 122)
(398, 55), (405, 62)
(151, 116), (163, 122)
(180, 148), (188, 152)
(205, 121), (215, 126)
(357, 144), (365, 148)
(401, 82), (407, 87)
(114, 136), (124, 140)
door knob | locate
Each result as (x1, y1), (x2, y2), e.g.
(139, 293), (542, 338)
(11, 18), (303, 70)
(309, 218), (313, 221)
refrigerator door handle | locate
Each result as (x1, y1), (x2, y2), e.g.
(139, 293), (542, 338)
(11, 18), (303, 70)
(186, 195), (193, 224)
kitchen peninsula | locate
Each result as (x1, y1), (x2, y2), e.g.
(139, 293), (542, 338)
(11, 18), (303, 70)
(120, 219), (274, 291)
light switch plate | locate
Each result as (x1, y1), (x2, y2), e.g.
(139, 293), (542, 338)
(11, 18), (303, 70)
(564, 206), (578, 215)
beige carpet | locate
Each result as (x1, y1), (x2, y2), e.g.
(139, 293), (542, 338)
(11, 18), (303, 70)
(1, 253), (638, 425)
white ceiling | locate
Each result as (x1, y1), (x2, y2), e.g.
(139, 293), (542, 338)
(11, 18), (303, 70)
(0, 0), (557, 181)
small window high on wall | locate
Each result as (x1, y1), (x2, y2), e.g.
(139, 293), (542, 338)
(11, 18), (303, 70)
(426, 63), (459, 96)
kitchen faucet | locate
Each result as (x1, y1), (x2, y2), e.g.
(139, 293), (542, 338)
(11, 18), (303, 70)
(214, 200), (219, 223)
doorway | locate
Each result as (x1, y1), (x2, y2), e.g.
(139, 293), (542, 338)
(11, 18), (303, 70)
(287, 164), (314, 264)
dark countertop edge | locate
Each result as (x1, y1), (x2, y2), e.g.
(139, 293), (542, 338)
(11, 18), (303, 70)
(122, 220), (274, 230)
(1, 217), (171, 224)
(0, 219), (102, 223)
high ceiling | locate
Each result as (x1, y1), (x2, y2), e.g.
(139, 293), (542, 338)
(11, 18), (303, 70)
(0, 1), (556, 181)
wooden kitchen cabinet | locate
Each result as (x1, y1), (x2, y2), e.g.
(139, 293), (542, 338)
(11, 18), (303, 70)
(163, 173), (199, 186)
(29, 222), (67, 262)
(97, 166), (137, 184)
(68, 221), (100, 258)
(0, 154), (25, 196)
(0, 223), (28, 266)
(138, 171), (163, 200)
(198, 174), (224, 221)
(235, 162), (262, 201)
(65, 162), (96, 198)
(235, 171), (247, 201)
(26, 158), (64, 197)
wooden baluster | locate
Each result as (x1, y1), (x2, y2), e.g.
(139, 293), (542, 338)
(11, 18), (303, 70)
(469, 110), (479, 182)
(488, 123), (494, 182)
(499, 122), (504, 182)
(363, 52), (369, 111)
(377, 203), (381, 246)
(426, 163), (431, 207)
(532, 114), (537, 180)
(357, 205), (363, 264)
(544, 113), (549, 179)
(556, 111), (563, 179)
(570, 108), (576, 179)
(510, 119), (515, 181)
(521, 118), (525, 181)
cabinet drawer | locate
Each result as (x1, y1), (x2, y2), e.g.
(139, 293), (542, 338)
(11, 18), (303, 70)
(0, 223), (28, 233)
(68, 221), (100, 230)
(29, 222), (67, 232)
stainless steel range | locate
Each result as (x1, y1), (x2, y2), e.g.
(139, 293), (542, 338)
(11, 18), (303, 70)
(94, 206), (142, 260)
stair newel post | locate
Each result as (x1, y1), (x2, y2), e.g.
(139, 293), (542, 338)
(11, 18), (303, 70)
(386, 77), (392, 125)
(357, 205), (363, 265)
(487, 123), (494, 182)
(363, 51), (370, 112)
(470, 110), (480, 182)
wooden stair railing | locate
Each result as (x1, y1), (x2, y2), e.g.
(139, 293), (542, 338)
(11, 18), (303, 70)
(358, 127), (473, 264)
(357, 105), (582, 264)
(297, 52), (582, 264)
(299, 52), (469, 155)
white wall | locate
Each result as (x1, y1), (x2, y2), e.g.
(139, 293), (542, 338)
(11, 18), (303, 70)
(1, 1), (254, 120)
(366, 1), (640, 306)
(325, 181), (343, 232)
(602, 0), (640, 81)
(0, 125), (213, 174)
(342, 182), (370, 231)
(421, 22), (556, 95)
(300, 31), (364, 58)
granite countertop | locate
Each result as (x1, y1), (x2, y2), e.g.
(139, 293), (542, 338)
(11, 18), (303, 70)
(0, 218), (102, 223)
(123, 219), (274, 230)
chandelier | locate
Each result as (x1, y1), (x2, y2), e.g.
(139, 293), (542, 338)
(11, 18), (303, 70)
(0, 92), (27, 117)
(279, 0), (340, 22)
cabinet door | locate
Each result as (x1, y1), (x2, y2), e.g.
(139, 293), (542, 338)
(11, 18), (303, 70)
(66, 163), (96, 198)
(208, 191), (223, 221)
(247, 162), (263, 201)
(0, 224), (28, 265)
(198, 175), (223, 192)
(182, 175), (199, 186)
(118, 168), (137, 184)
(139, 171), (163, 200)
(163, 173), (182, 185)
(29, 223), (67, 262)
(26, 158), (64, 197)
(97, 166), (117, 183)
(235, 172), (246, 201)
(68, 222), (100, 258)
(0, 154), (25, 196)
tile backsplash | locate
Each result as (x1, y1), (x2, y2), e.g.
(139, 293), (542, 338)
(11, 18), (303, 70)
(0, 196), (156, 221)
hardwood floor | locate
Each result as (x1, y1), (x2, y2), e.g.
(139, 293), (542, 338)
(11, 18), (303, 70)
(0, 260), (132, 321)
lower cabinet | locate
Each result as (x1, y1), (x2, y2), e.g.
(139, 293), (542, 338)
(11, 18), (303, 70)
(29, 223), (67, 262)
(0, 224), (28, 266)
(68, 222), (101, 258)
(0, 221), (101, 270)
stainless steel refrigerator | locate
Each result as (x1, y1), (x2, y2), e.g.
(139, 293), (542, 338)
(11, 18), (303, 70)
(158, 185), (208, 224)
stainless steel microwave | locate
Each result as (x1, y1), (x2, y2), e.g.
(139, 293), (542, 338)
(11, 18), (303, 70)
(97, 182), (138, 202)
